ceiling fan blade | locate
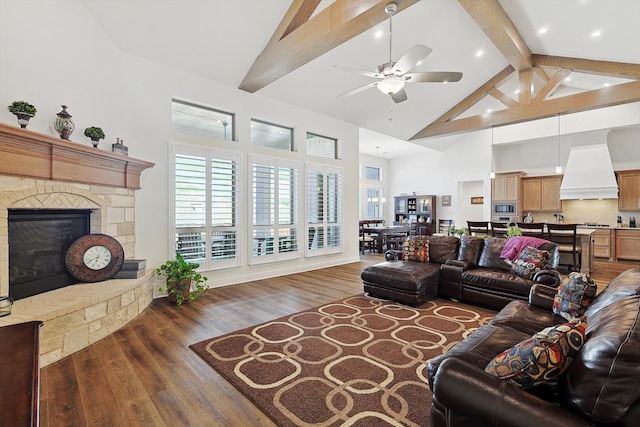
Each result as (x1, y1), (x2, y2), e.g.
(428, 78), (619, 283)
(404, 71), (463, 83)
(333, 65), (381, 79)
(337, 81), (379, 98)
(392, 44), (433, 75)
(390, 88), (408, 103)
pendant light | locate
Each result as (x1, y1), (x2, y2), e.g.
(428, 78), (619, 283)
(489, 126), (496, 179)
(555, 114), (562, 174)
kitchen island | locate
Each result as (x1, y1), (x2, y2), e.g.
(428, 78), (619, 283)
(573, 227), (595, 274)
(586, 226), (640, 263)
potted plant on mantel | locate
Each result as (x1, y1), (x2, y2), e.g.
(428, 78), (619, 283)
(154, 254), (209, 305)
(83, 126), (105, 148)
(8, 100), (37, 128)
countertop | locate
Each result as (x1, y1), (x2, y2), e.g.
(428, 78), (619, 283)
(577, 226), (639, 231)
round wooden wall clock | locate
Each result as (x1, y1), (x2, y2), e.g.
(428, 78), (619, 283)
(65, 234), (124, 282)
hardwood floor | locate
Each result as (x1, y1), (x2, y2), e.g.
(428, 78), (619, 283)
(39, 255), (633, 426)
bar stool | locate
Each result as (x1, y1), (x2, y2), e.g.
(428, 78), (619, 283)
(546, 223), (581, 272)
(517, 222), (545, 238)
(467, 221), (489, 236)
(490, 221), (509, 238)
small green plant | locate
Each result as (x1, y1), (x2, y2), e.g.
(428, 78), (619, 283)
(506, 225), (522, 238)
(447, 225), (466, 237)
(84, 126), (105, 140)
(154, 254), (208, 305)
(8, 100), (37, 116)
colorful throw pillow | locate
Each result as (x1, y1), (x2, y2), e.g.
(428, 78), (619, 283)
(485, 318), (587, 388)
(402, 236), (429, 263)
(500, 236), (550, 260)
(553, 272), (597, 321)
(510, 246), (551, 279)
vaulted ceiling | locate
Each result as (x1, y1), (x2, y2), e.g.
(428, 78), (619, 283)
(84, 0), (640, 157)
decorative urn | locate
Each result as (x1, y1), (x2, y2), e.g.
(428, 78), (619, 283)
(54, 105), (75, 140)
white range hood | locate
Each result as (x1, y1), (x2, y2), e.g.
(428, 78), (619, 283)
(559, 143), (618, 200)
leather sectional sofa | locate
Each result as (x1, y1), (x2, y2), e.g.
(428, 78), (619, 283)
(427, 268), (640, 427)
(361, 235), (561, 310)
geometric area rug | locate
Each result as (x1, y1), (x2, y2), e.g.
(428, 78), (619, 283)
(190, 294), (496, 427)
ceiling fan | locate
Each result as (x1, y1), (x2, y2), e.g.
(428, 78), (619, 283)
(335, 2), (462, 103)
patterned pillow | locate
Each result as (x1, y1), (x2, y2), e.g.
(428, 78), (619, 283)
(485, 318), (587, 388)
(553, 272), (597, 321)
(510, 246), (551, 279)
(402, 236), (429, 263)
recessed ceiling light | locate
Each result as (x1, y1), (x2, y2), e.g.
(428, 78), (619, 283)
(416, 60), (422, 66)
(375, 30), (384, 38)
(591, 30), (603, 37)
(538, 27), (548, 34)
(514, 89), (521, 94)
(564, 77), (571, 82)
(603, 83), (610, 87)
(443, 81), (448, 84)
(486, 108), (492, 113)
(476, 50), (484, 57)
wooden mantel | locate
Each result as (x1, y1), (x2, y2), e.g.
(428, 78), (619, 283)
(0, 123), (154, 189)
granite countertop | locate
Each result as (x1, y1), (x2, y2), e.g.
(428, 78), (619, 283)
(577, 226), (640, 231)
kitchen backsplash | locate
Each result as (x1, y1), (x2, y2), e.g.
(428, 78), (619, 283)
(527, 199), (634, 227)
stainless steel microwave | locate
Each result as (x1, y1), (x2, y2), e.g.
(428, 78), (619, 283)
(491, 201), (518, 221)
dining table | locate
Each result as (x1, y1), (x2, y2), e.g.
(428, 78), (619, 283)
(361, 224), (409, 253)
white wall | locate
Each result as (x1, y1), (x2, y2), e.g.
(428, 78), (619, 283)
(0, 0), (362, 288)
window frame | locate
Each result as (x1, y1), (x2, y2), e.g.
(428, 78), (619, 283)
(250, 118), (294, 152)
(306, 132), (339, 159)
(170, 143), (242, 270)
(171, 99), (235, 141)
(305, 163), (343, 257)
(248, 155), (301, 265)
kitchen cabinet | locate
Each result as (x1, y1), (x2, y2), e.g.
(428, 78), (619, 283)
(521, 176), (562, 212)
(492, 172), (525, 201)
(616, 229), (640, 261)
(617, 170), (640, 211)
(592, 229), (614, 261)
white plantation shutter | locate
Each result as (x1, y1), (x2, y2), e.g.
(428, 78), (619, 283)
(250, 156), (300, 264)
(173, 146), (240, 269)
(306, 164), (343, 256)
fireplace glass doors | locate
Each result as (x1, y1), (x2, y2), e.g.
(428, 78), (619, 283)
(8, 209), (91, 300)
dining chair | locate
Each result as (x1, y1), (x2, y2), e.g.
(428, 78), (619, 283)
(467, 221), (489, 236)
(546, 223), (581, 272)
(517, 222), (545, 238)
(490, 221), (509, 238)
(359, 222), (377, 254)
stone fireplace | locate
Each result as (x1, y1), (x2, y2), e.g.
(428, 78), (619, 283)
(0, 123), (154, 366)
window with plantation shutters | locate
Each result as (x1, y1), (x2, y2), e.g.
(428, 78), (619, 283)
(306, 164), (343, 256)
(173, 147), (240, 269)
(250, 156), (300, 264)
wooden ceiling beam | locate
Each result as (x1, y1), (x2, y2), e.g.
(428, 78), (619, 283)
(488, 87), (519, 108)
(278, 0), (322, 40)
(431, 65), (515, 124)
(533, 68), (571, 103)
(519, 69), (532, 104)
(458, 0), (532, 71)
(533, 54), (640, 79)
(410, 79), (640, 140)
(240, 0), (420, 93)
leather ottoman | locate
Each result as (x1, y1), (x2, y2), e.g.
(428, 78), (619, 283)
(361, 260), (440, 305)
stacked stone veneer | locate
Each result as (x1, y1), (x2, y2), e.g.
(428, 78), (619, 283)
(0, 176), (154, 366)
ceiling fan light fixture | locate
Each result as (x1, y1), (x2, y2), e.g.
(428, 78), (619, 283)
(377, 76), (405, 94)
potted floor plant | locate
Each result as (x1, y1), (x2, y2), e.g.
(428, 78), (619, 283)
(8, 100), (37, 128)
(154, 254), (208, 305)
